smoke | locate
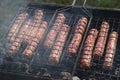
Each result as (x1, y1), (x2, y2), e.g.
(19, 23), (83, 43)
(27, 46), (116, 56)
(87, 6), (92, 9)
(0, 0), (30, 63)
(0, 0), (29, 38)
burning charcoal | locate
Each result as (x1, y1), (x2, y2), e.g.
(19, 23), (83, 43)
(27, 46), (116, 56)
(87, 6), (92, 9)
(72, 76), (81, 80)
(43, 73), (51, 78)
(61, 72), (72, 80)
(115, 68), (120, 76)
(36, 72), (41, 76)
(24, 63), (30, 74)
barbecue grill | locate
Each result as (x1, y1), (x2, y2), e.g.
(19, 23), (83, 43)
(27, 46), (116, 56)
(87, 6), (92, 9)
(0, 0), (120, 80)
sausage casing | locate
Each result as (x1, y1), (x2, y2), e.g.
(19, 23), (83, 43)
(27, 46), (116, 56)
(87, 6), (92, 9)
(24, 10), (43, 43)
(8, 20), (31, 56)
(49, 24), (70, 64)
(103, 32), (118, 69)
(80, 29), (98, 69)
(23, 21), (48, 57)
(44, 13), (65, 48)
(93, 22), (109, 58)
(7, 12), (28, 42)
(8, 10), (44, 56)
(67, 17), (88, 55)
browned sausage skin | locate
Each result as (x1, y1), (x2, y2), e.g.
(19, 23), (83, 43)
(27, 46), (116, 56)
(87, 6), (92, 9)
(93, 21), (109, 58)
(80, 29), (98, 69)
(24, 10), (43, 43)
(23, 21), (48, 57)
(103, 32), (118, 69)
(49, 24), (70, 64)
(44, 13), (65, 48)
(67, 17), (88, 55)
(8, 10), (44, 56)
(7, 12), (28, 42)
(32, 10), (43, 27)
(8, 20), (31, 56)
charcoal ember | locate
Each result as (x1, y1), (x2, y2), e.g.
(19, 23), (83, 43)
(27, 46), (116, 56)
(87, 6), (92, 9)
(61, 72), (72, 80)
(72, 76), (81, 80)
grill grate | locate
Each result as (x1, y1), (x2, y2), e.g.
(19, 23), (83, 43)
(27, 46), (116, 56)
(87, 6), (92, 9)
(75, 14), (120, 80)
(29, 7), (91, 79)
(0, 3), (120, 80)
(0, 4), (64, 78)
(0, 3), (91, 80)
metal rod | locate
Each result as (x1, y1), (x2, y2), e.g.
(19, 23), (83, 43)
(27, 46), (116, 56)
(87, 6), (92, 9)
(56, 7), (71, 12)
(83, 0), (87, 7)
(72, 0), (76, 6)
(72, 15), (93, 76)
(81, 0), (92, 17)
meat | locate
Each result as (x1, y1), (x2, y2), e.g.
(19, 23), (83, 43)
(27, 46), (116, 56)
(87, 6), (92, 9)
(44, 13), (65, 48)
(93, 21), (109, 58)
(32, 10), (43, 27)
(67, 17), (88, 55)
(49, 24), (70, 64)
(103, 32), (118, 69)
(23, 21), (48, 57)
(24, 10), (43, 43)
(80, 29), (98, 69)
(8, 10), (45, 56)
(8, 20), (32, 56)
(7, 12), (28, 42)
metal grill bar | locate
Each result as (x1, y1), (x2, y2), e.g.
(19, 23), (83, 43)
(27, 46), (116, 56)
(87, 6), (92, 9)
(76, 15), (120, 79)
(0, 5), (59, 78)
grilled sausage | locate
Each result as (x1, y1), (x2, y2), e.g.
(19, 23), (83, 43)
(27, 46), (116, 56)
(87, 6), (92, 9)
(67, 17), (88, 55)
(24, 10), (43, 43)
(80, 29), (98, 69)
(8, 20), (31, 56)
(34, 10), (43, 20)
(8, 10), (43, 56)
(32, 10), (43, 27)
(93, 22), (109, 58)
(103, 32), (118, 69)
(23, 21), (48, 57)
(49, 24), (70, 64)
(7, 12), (28, 42)
(44, 13), (65, 48)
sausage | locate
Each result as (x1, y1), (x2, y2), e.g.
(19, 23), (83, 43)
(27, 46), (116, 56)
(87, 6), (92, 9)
(32, 10), (43, 27)
(44, 13), (65, 48)
(80, 29), (98, 69)
(8, 10), (44, 56)
(7, 12), (28, 42)
(24, 10), (43, 43)
(49, 24), (70, 64)
(93, 21), (109, 58)
(24, 25), (33, 43)
(23, 21), (48, 57)
(67, 17), (88, 55)
(34, 10), (43, 20)
(8, 20), (31, 56)
(103, 32), (118, 70)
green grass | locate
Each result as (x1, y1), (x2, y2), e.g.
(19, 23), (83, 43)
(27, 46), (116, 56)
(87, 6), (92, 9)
(31, 0), (120, 8)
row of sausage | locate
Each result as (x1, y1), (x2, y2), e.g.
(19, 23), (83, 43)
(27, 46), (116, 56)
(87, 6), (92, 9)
(7, 10), (88, 64)
(7, 10), (118, 70)
(8, 10), (47, 57)
(80, 22), (118, 70)
(7, 10), (71, 62)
